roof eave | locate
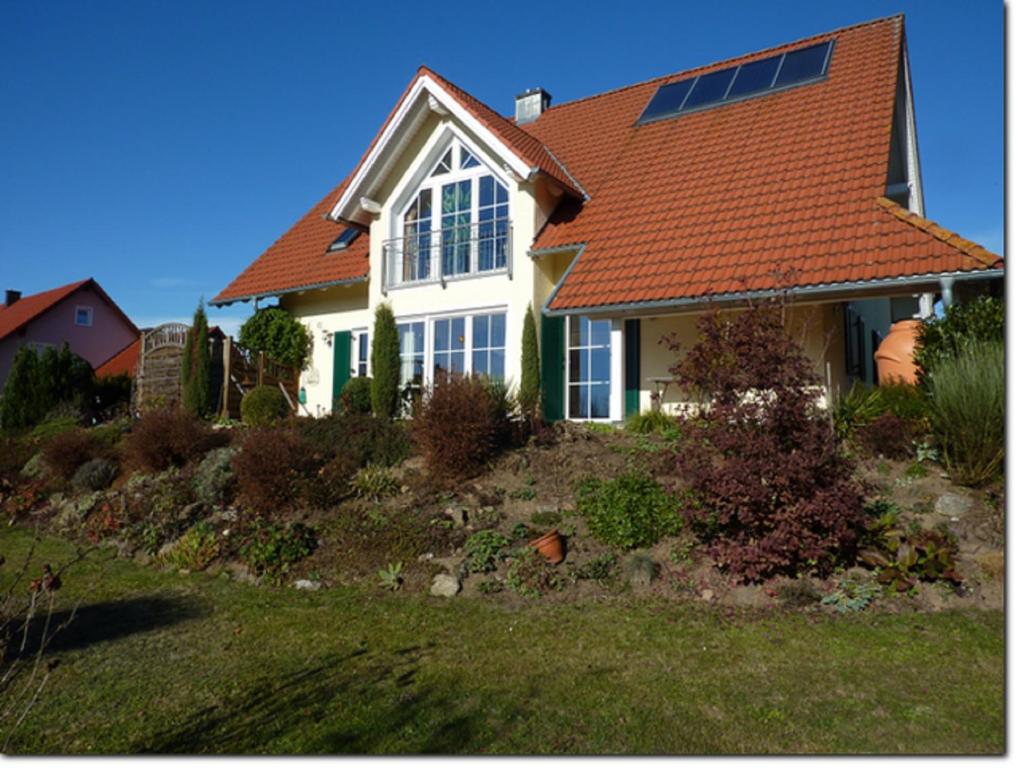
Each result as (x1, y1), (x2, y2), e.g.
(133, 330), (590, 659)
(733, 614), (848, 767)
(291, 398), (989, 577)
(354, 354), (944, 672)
(210, 274), (369, 308)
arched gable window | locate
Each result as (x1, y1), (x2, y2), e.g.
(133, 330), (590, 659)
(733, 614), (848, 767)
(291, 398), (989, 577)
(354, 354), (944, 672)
(391, 139), (509, 286)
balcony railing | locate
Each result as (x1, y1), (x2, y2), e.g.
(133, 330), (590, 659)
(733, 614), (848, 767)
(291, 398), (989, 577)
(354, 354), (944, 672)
(381, 218), (512, 292)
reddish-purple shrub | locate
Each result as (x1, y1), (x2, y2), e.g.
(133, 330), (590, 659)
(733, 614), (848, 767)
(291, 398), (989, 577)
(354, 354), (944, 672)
(411, 376), (509, 483)
(42, 428), (104, 480)
(854, 412), (917, 460)
(124, 409), (226, 472)
(232, 428), (325, 513)
(668, 305), (865, 582)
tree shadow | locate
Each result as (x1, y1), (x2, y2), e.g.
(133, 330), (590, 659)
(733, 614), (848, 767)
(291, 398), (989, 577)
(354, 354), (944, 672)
(137, 643), (514, 755)
(9, 594), (207, 659)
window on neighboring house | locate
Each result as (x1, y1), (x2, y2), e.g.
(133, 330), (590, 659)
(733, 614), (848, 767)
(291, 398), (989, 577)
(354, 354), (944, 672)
(391, 140), (510, 286)
(568, 316), (611, 420)
(433, 316), (466, 380)
(398, 321), (425, 395)
(471, 313), (506, 381)
(75, 306), (93, 327)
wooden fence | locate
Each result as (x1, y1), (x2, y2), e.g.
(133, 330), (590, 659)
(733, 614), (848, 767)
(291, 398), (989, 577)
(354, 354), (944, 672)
(219, 336), (300, 420)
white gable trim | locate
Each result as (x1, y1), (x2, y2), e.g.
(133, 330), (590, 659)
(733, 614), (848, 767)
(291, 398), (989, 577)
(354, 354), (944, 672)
(330, 75), (535, 225)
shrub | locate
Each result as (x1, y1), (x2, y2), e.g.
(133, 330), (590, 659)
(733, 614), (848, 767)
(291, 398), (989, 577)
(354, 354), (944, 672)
(28, 414), (82, 443)
(858, 512), (961, 591)
(296, 413), (410, 468)
(625, 409), (681, 438)
(232, 428), (322, 513)
(90, 373), (133, 421)
(854, 412), (918, 460)
(351, 464), (399, 501)
(42, 428), (103, 480)
(240, 385), (290, 426)
(926, 341), (1004, 486)
(162, 522), (220, 571)
(239, 306), (312, 369)
(776, 579), (821, 607)
(506, 547), (565, 598)
(464, 530), (511, 574)
(412, 375), (509, 482)
(181, 301), (212, 418)
(377, 561), (404, 591)
(668, 305), (865, 581)
(122, 468), (199, 553)
(71, 457), (118, 492)
(192, 446), (238, 507)
(571, 553), (617, 583)
(124, 409), (225, 472)
(370, 304), (401, 419)
(519, 304), (541, 420)
(1, 346), (43, 431)
(240, 519), (317, 582)
(338, 376), (373, 415)
(821, 577), (881, 613)
(576, 473), (681, 550)
(623, 552), (658, 586)
(1, 344), (94, 433)
(915, 295), (1003, 384)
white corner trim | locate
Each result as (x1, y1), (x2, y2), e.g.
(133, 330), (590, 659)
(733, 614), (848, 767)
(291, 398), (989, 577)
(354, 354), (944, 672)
(330, 75), (532, 223)
(900, 39), (925, 217)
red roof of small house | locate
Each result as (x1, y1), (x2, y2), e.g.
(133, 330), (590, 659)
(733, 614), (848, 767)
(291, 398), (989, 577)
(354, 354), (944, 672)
(95, 337), (141, 378)
(213, 14), (1001, 309)
(0, 278), (139, 341)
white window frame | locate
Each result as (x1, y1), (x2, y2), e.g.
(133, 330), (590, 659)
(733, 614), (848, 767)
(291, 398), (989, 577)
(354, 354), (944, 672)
(470, 312), (507, 381)
(351, 327), (369, 378)
(74, 305), (94, 327)
(566, 315), (614, 422)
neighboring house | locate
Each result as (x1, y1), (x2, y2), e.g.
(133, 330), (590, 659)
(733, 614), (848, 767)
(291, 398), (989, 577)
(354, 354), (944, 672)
(213, 15), (1002, 420)
(94, 337), (141, 379)
(0, 279), (140, 386)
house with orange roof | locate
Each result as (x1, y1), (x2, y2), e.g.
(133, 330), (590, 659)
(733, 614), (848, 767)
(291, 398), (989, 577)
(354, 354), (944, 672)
(0, 279), (139, 386)
(213, 15), (1002, 420)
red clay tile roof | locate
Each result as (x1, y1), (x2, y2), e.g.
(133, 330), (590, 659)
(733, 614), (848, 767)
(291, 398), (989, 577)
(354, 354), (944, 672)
(522, 15), (1002, 310)
(213, 183), (369, 304)
(214, 14), (1001, 308)
(95, 337), (140, 378)
(0, 279), (90, 341)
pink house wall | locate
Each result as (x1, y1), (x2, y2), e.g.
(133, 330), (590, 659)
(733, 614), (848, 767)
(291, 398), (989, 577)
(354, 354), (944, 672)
(0, 286), (138, 384)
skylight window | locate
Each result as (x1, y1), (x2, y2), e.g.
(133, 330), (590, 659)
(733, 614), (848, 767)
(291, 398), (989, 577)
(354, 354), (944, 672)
(637, 39), (833, 124)
(328, 227), (360, 251)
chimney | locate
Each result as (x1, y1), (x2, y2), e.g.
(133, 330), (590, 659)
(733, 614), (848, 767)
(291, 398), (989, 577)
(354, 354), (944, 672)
(515, 87), (551, 124)
(4, 290), (20, 307)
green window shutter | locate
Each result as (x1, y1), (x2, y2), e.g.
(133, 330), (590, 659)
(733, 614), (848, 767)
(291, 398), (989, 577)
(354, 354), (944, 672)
(624, 319), (641, 418)
(332, 330), (351, 410)
(540, 315), (565, 421)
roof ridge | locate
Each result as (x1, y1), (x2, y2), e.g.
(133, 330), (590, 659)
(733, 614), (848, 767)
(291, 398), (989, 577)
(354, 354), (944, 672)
(537, 14), (903, 115)
(875, 197), (1002, 269)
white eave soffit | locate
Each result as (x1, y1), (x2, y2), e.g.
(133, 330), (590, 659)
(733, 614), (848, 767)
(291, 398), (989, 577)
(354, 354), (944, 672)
(329, 75), (535, 225)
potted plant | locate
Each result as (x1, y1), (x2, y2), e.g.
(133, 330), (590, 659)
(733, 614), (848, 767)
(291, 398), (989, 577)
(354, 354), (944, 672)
(529, 528), (565, 565)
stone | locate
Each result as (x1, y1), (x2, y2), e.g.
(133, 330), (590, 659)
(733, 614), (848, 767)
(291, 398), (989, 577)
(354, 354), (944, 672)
(444, 506), (468, 527)
(430, 574), (461, 598)
(934, 492), (973, 519)
(700, 588), (715, 602)
(294, 579), (321, 591)
(535, 505), (559, 515)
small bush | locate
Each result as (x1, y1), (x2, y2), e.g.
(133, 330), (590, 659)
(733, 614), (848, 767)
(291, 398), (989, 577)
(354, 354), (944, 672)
(464, 530), (511, 574)
(926, 341), (1004, 485)
(232, 429), (322, 513)
(915, 295), (1003, 384)
(377, 561), (404, 591)
(833, 382), (927, 446)
(162, 522), (220, 571)
(28, 414), (82, 443)
(240, 519), (317, 582)
(412, 375), (510, 482)
(776, 579), (822, 608)
(125, 409), (225, 472)
(623, 552), (658, 587)
(576, 473), (681, 550)
(821, 576), (881, 613)
(506, 547), (565, 598)
(241, 385), (290, 426)
(43, 428), (103, 480)
(297, 413), (410, 469)
(625, 410), (681, 438)
(71, 457), (118, 492)
(192, 446), (238, 507)
(858, 508), (961, 590)
(352, 464), (399, 501)
(571, 553), (617, 583)
(854, 412), (918, 460)
(338, 376), (373, 415)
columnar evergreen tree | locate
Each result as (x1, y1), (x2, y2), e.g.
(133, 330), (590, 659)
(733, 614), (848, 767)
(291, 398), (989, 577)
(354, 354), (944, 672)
(519, 303), (541, 420)
(370, 303), (401, 419)
(0, 346), (43, 431)
(181, 300), (212, 417)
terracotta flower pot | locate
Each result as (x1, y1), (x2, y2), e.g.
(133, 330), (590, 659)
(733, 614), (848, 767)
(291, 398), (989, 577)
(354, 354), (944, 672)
(874, 319), (922, 386)
(529, 529), (565, 565)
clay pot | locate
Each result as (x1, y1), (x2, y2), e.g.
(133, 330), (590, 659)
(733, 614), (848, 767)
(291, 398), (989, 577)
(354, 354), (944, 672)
(529, 529), (565, 565)
(874, 319), (922, 386)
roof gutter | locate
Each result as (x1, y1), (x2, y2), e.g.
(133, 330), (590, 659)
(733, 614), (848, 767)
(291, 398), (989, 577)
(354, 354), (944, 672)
(209, 274), (368, 308)
(541, 268), (1004, 317)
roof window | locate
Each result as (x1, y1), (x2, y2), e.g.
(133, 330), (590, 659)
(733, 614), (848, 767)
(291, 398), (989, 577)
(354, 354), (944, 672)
(328, 227), (360, 251)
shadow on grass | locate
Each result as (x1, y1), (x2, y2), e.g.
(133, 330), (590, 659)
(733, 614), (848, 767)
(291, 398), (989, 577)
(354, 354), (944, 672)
(10, 594), (208, 659)
(138, 643), (514, 755)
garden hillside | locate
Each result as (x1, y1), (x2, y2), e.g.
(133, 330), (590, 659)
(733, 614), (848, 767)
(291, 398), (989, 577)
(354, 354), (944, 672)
(0, 297), (1004, 754)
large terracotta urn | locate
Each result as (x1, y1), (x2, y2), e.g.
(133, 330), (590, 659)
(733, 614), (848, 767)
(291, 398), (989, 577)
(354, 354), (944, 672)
(874, 319), (922, 385)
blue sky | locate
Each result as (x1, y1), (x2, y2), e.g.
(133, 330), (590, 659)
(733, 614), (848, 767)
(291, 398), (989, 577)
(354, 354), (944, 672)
(0, 0), (1003, 337)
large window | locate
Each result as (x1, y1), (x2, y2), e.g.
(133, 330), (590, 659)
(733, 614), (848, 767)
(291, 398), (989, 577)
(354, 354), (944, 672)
(391, 140), (509, 285)
(472, 313), (506, 381)
(433, 316), (466, 380)
(568, 316), (611, 420)
(353, 330), (369, 377)
(398, 321), (425, 394)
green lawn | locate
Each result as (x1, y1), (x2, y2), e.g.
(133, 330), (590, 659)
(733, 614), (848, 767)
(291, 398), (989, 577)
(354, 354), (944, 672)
(1, 527), (1004, 755)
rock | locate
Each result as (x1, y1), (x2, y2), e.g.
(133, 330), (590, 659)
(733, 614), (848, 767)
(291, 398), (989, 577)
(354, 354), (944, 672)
(934, 493), (973, 519)
(430, 574), (461, 598)
(536, 504), (558, 515)
(293, 579), (321, 591)
(700, 589), (715, 602)
(723, 585), (771, 608)
(444, 506), (468, 527)
(417, 552), (434, 562)
(19, 452), (47, 479)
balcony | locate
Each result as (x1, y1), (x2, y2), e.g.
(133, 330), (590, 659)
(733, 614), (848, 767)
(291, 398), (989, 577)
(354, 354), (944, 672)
(381, 218), (512, 292)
